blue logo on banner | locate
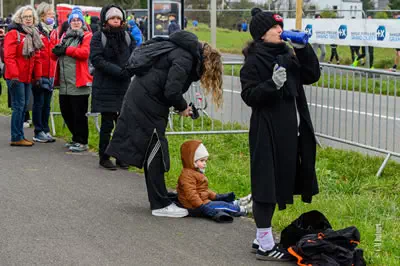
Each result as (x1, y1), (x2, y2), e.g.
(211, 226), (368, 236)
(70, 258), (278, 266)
(305, 24), (313, 37)
(376, 25), (386, 41)
(338, 25), (347, 39)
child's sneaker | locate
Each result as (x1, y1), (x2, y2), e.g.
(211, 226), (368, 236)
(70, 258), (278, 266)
(256, 244), (293, 261)
(243, 200), (253, 214)
(238, 194), (252, 206)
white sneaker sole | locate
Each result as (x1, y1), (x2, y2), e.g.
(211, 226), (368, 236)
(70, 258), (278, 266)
(151, 210), (189, 218)
(33, 137), (49, 143)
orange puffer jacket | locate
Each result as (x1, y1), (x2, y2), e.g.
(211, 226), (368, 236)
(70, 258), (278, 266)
(177, 140), (216, 209)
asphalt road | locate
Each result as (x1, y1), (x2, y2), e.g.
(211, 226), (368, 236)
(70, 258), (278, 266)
(0, 116), (293, 266)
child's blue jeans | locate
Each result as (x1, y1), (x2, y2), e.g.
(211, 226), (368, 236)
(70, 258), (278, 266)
(205, 201), (240, 214)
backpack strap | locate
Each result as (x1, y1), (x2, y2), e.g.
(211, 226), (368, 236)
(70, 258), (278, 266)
(124, 31), (131, 47)
(17, 31), (20, 43)
(287, 247), (311, 266)
(100, 31), (131, 48)
(101, 32), (107, 48)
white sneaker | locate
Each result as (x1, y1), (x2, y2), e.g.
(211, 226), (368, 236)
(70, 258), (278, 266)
(151, 203), (188, 218)
(239, 194), (252, 206)
(23, 122), (30, 128)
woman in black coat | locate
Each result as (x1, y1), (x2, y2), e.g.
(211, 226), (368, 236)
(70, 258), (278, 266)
(240, 9), (320, 261)
(106, 31), (223, 218)
(90, 5), (135, 170)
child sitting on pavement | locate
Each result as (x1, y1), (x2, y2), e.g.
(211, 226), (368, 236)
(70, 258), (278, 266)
(176, 140), (252, 221)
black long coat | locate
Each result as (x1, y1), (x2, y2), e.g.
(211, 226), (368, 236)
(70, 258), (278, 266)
(240, 42), (320, 210)
(106, 31), (202, 170)
(89, 5), (135, 113)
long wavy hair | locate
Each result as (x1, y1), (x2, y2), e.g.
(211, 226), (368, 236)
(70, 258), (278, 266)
(200, 43), (223, 109)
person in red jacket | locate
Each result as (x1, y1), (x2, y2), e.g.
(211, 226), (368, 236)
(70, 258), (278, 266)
(33, 2), (58, 143)
(4, 5), (43, 147)
(51, 7), (93, 152)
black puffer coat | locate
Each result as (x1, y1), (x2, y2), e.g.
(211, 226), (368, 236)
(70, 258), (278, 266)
(106, 31), (202, 169)
(89, 5), (135, 113)
(240, 41), (320, 210)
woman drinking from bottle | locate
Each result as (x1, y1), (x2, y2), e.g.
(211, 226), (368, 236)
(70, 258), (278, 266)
(240, 8), (320, 261)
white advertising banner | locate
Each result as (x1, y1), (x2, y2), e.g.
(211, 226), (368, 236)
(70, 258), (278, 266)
(284, 19), (400, 48)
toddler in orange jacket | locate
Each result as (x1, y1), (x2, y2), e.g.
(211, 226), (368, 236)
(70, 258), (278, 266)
(176, 140), (252, 221)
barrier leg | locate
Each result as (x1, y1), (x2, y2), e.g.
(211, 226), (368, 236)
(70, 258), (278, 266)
(315, 136), (323, 148)
(376, 153), (391, 177)
(50, 113), (56, 136)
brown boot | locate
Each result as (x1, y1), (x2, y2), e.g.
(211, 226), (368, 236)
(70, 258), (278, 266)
(10, 139), (33, 147)
(24, 138), (35, 145)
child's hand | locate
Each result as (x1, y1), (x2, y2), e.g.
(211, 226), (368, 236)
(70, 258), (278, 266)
(216, 192), (236, 202)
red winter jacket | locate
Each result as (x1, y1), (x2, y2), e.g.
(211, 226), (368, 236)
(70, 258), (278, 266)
(52, 30), (93, 88)
(38, 26), (58, 79)
(4, 25), (42, 83)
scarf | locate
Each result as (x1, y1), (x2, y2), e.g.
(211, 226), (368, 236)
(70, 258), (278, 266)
(249, 41), (300, 97)
(61, 28), (84, 48)
(102, 25), (128, 55)
(40, 22), (54, 36)
(21, 25), (44, 58)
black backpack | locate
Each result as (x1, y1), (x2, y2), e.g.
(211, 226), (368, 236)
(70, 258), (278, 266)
(287, 226), (366, 266)
(125, 37), (177, 76)
(280, 210), (332, 249)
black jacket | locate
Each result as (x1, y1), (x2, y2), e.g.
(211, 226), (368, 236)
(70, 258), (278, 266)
(89, 5), (135, 113)
(240, 41), (320, 210)
(90, 16), (100, 33)
(106, 31), (203, 169)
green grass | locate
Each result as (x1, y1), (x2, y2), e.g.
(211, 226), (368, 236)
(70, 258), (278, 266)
(186, 22), (398, 69)
(2, 78), (399, 265)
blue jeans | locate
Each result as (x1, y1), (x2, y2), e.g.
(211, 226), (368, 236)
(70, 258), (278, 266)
(7, 80), (31, 142)
(205, 201), (240, 214)
(32, 88), (52, 134)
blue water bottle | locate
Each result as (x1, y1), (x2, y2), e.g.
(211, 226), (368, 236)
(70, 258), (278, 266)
(281, 31), (309, 45)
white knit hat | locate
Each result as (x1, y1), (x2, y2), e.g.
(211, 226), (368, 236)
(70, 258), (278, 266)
(194, 143), (209, 162)
(105, 7), (123, 21)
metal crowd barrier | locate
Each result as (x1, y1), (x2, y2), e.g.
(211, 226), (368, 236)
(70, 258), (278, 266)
(49, 62), (400, 176)
(168, 61), (400, 176)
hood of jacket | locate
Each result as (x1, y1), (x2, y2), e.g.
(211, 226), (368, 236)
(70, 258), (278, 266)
(7, 22), (25, 33)
(168, 30), (203, 80)
(169, 31), (200, 60)
(180, 140), (203, 169)
(91, 16), (100, 24)
(100, 5), (126, 26)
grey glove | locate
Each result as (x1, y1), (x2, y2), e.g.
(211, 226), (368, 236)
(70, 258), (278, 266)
(272, 64), (287, 90)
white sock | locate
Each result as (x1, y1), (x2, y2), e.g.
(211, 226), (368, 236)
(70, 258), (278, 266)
(256, 227), (275, 251)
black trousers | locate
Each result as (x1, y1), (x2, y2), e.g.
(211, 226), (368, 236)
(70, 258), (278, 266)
(144, 137), (171, 210)
(99, 112), (118, 159)
(253, 201), (276, 228)
(357, 47), (374, 66)
(350, 46), (360, 62)
(59, 95), (89, 145)
(329, 47), (339, 62)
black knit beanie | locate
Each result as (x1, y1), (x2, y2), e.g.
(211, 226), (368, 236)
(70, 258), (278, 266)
(250, 8), (284, 41)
